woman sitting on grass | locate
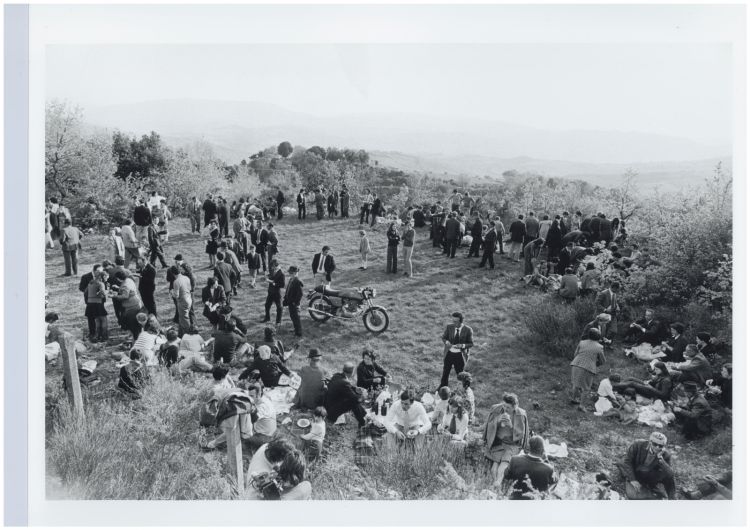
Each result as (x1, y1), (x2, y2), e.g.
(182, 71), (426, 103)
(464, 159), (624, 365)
(483, 392), (530, 487)
(612, 361), (673, 402)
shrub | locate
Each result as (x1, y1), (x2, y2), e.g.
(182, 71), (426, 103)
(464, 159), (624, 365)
(523, 294), (597, 358)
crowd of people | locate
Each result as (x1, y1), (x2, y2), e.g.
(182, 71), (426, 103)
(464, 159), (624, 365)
(44, 185), (732, 501)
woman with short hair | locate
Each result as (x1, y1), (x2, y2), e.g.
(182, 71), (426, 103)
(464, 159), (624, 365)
(483, 392), (529, 486)
(569, 328), (607, 410)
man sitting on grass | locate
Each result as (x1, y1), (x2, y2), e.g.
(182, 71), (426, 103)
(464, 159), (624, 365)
(383, 389), (431, 443)
(618, 431), (676, 500)
(503, 435), (557, 499)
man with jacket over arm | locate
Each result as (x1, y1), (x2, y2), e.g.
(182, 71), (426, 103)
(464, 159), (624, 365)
(439, 312), (474, 389)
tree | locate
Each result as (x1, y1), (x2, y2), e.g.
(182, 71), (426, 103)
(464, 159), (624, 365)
(112, 131), (169, 181)
(306, 145), (326, 158)
(277, 141), (293, 158)
(45, 100), (85, 199)
(607, 168), (641, 222)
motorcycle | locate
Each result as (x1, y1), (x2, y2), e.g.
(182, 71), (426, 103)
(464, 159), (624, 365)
(307, 285), (390, 333)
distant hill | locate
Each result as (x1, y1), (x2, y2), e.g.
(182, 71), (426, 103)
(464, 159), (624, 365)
(83, 99), (730, 168)
(369, 151), (731, 191)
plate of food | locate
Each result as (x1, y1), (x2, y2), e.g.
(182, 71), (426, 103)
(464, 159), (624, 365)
(449, 345), (463, 353)
(297, 418), (311, 428)
(406, 429), (419, 438)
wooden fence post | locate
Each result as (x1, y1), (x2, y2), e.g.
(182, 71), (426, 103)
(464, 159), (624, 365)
(57, 331), (85, 419)
(224, 415), (245, 497)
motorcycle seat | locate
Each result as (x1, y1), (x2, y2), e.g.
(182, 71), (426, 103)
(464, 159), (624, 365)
(314, 285), (362, 300)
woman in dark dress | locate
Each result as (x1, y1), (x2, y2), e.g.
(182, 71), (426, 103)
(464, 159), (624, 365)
(203, 218), (221, 269)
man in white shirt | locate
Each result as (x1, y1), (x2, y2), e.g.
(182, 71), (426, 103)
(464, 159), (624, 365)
(147, 191), (165, 210)
(384, 389), (431, 442)
(311, 245), (336, 288)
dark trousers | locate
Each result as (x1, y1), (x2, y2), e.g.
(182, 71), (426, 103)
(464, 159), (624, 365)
(467, 237), (481, 257)
(277, 201), (284, 219)
(140, 289), (157, 316)
(149, 246), (168, 267)
(288, 303), (302, 335)
(479, 248), (495, 269)
(448, 237), (459, 258)
(440, 351), (465, 388)
(341, 201), (349, 218)
(191, 215), (201, 233)
(386, 246), (398, 273)
(265, 291), (283, 323)
(330, 402), (367, 427)
(62, 249), (78, 275)
(316, 205), (325, 220)
(360, 205), (370, 224)
(636, 468), (676, 499)
(298, 204), (306, 219)
(257, 250), (267, 272)
(86, 315), (96, 338)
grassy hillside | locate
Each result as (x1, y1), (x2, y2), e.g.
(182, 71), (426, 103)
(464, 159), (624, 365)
(45, 217), (731, 500)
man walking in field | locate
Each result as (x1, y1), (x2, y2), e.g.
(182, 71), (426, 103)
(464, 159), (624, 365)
(121, 219), (140, 269)
(189, 196), (202, 233)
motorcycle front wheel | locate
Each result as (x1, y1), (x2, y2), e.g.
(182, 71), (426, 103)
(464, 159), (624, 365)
(308, 295), (333, 322)
(363, 306), (389, 333)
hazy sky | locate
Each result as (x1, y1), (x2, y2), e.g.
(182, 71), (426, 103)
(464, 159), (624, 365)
(46, 43), (733, 146)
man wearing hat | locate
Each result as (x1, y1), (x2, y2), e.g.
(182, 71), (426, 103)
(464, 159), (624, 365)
(439, 312), (474, 389)
(673, 381), (713, 439)
(311, 246), (336, 288)
(619, 432), (676, 499)
(293, 349), (328, 410)
(283, 265), (304, 337)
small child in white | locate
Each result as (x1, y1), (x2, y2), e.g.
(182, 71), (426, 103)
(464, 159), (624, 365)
(359, 230), (371, 270)
(301, 406), (327, 462)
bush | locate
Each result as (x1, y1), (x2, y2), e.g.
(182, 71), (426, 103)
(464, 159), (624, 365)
(524, 295), (597, 358)
(47, 372), (231, 500)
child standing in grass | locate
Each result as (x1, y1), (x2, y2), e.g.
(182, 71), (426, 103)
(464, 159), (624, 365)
(301, 406), (327, 462)
(358, 230), (371, 270)
(457, 371), (475, 423)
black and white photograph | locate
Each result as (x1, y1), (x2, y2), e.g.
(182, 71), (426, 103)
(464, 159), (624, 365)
(8, 2), (747, 527)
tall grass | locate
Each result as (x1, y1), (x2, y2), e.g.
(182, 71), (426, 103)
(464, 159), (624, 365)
(523, 294), (597, 358)
(47, 371), (231, 500)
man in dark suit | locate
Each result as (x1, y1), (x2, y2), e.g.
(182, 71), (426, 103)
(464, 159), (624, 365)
(202, 194), (217, 228)
(673, 382), (713, 439)
(661, 322), (689, 363)
(262, 259), (285, 324)
(79, 263), (103, 339)
(444, 212), (462, 258)
(283, 265), (304, 337)
(508, 215), (526, 262)
(324, 362), (367, 427)
(479, 222), (497, 269)
(146, 218), (168, 268)
(524, 212), (539, 246)
(504, 435), (557, 499)
(439, 312), (474, 389)
(201, 277), (226, 327)
(138, 257), (157, 316)
(257, 223), (269, 273)
(466, 214), (483, 258)
(245, 244), (262, 288)
(311, 245), (336, 287)
(217, 198), (229, 237)
(213, 252), (234, 304)
(370, 194), (382, 227)
(625, 308), (666, 346)
(589, 213), (602, 243)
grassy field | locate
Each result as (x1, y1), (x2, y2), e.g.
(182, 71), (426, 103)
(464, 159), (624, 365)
(44, 216), (732, 500)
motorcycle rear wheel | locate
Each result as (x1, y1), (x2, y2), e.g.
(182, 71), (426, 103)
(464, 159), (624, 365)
(363, 306), (389, 333)
(308, 295), (333, 322)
